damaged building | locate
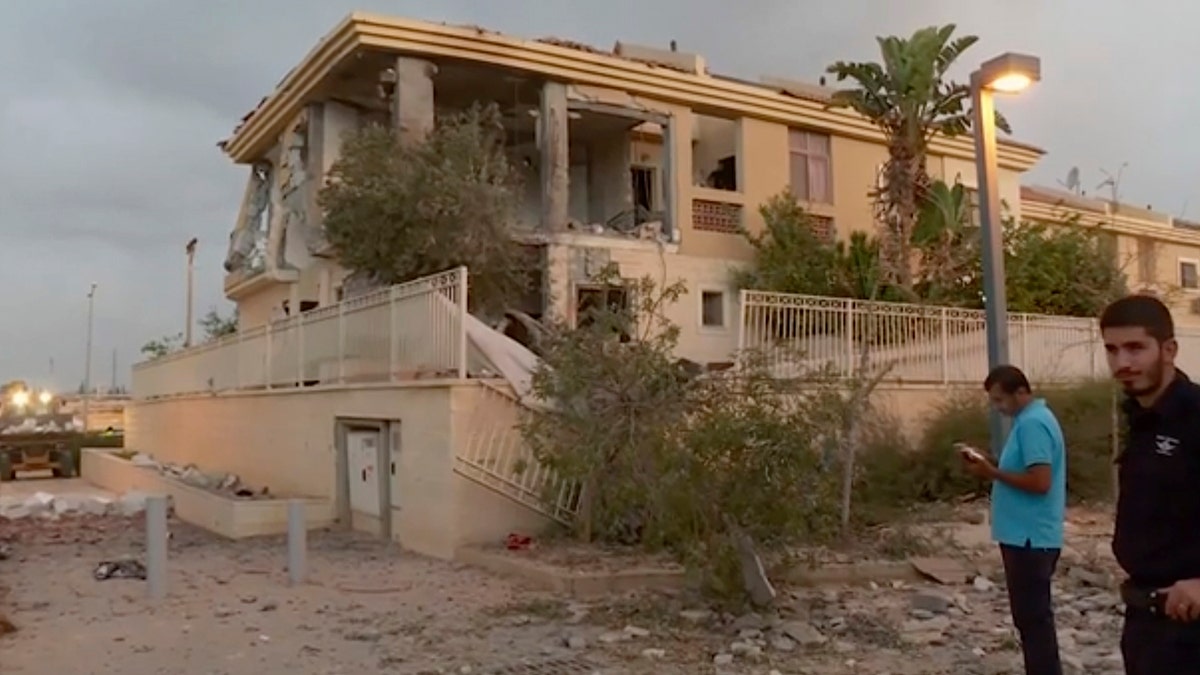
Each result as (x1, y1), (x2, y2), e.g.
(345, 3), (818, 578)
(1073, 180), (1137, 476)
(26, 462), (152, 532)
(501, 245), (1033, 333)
(215, 12), (1043, 368)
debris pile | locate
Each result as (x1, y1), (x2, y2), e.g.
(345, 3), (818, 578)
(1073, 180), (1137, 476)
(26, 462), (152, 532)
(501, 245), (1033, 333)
(0, 490), (150, 521)
(0, 417), (81, 434)
(127, 453), (270, 499)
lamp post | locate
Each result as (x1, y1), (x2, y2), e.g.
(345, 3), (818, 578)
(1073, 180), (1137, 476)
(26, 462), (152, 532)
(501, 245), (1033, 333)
(970, 52), (1041, 456)
(184, 238), (198, 348)
(82, 283), (97, 431)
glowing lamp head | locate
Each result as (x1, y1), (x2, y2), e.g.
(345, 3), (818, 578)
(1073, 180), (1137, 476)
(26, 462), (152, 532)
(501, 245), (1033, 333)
(974, 53), (1042, 95)
(10, 390), (29, 407)
(38, 391), (52, 405)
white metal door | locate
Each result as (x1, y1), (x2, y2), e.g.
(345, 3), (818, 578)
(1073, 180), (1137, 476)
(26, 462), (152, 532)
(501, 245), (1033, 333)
(347, 430), (381, 517)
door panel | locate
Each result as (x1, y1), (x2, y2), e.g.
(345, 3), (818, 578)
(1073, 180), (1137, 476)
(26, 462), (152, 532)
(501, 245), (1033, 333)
(347, 429), (381, 517)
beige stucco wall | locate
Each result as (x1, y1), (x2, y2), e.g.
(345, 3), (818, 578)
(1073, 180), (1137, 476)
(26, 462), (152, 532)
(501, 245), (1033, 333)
(1114, 233), (1200, 326)
(124, 382), (549, 559)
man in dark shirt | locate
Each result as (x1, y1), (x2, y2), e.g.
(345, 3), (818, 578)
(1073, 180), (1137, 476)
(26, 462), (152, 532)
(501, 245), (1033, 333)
(1100, 295), (1200, 674)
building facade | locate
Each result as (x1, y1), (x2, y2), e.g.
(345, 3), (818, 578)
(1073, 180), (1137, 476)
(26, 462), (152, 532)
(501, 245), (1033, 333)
(1020, 184), (1200, 324)
(217, 12), (1042, 367)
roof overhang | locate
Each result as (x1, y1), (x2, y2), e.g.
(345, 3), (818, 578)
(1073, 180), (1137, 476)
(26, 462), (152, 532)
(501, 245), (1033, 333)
(221, 13), (1045, 173)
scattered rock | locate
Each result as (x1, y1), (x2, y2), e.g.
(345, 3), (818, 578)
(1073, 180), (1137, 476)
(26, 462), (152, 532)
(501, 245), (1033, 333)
(780, 620), (827, 647)
(623, 625), (650, 638)
(679, 608), (712, 624)
(344, 627), (382, 642)
(911, 591), (951, 614)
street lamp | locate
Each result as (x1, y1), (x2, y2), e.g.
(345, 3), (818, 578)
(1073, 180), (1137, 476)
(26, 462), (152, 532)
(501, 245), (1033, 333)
(83, 283), (97, 431)
(184, 238), (197, 348)
(971, 52), (1041, 456)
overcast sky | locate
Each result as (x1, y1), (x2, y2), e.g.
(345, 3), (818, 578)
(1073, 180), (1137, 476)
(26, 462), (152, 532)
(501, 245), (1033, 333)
(0, 0), (1195, 391)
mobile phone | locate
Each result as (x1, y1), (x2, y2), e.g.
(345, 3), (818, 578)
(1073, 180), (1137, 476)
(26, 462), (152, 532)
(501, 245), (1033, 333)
(953, 442), (985, 462)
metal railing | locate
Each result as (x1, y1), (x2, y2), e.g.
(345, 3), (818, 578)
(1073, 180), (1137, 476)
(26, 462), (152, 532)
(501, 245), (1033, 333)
(132, 267), (469, 399)
(738, 289), (1200, 384)
(452, 381), (580, 524)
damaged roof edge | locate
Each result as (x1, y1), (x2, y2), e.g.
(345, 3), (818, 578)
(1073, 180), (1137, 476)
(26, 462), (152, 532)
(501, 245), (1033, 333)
(220, 12), (1046, 163)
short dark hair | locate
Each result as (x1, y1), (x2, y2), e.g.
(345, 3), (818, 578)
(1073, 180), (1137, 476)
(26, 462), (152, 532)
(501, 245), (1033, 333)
(1099, 294), (1175, 342)
(984, 365), (1031, 395)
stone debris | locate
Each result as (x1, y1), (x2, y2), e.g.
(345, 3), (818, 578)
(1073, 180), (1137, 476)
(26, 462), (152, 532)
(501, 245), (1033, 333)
(93, 559), (147, 581)
(0, 490), (149, 520)
(3, 506), (1131, 675)
(127, 452), (270, 499)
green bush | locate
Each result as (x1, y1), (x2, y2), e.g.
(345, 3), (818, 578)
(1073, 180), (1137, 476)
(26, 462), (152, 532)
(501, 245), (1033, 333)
(856, 380), (1118, 516)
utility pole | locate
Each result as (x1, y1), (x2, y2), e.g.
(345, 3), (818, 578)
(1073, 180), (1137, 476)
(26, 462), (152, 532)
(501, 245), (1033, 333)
(111, 349), (117, 394)
(83, 283), (97, 431)
(185, 238), (198, 348)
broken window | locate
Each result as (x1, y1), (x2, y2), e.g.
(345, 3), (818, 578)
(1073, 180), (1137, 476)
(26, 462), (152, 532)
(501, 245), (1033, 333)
(692, 113), (740, 192)
(631, 166), (656, 212)
(575, 285), (631, 341)
(701, 291), (726, 328)
(281, 300), (319, 317)
(788, 129), (832, 203)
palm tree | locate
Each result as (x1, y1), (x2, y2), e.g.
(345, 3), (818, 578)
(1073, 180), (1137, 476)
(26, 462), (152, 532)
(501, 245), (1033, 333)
(912, 179), (981, 305)
(826, 24), (1009, 292)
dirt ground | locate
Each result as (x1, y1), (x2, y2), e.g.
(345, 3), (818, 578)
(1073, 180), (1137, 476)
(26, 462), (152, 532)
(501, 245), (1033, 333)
(1, 496), (1128, 675)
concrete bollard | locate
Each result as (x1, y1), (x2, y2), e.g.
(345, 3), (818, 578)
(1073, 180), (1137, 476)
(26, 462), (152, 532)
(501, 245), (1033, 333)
(145, 495), (168, 600)
(287, 499), (307, 586)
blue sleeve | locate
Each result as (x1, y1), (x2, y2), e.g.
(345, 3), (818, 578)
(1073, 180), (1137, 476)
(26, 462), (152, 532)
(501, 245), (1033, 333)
(1017, 421), (1056, 468)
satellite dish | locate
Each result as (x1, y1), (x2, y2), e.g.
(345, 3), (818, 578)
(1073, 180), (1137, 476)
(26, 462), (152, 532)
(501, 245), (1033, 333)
(1058, 166), (1081, 194)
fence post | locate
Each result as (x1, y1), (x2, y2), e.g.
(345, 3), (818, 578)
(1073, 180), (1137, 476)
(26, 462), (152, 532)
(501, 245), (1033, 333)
(338, 301), (346, 384)
(145, 495), (168, 600)
(1090, 321), (1098, 380)
(844, 299), (855, 377)
(287, 499), (307, 586)
(455, 266), (469, 379)
(389, 286), (399, 383)
(1021, 315), (1029, 370)
(297, 317), (305, 387)
(237, 331), (244, 390)
(940, 307), (949, 384)
(736, 290), (748, 368)
(265, 323), (273, 391)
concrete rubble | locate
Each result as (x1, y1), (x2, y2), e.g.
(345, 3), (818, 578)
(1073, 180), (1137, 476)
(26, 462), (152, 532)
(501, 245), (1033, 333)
(0, 490), (150, 520)
(128, 452), (268, 499)
(0, 417), (82, 435)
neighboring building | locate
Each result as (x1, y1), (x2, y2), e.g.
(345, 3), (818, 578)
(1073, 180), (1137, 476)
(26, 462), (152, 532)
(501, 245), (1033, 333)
(1020, 185), (1200, 324)
(217, 12), (1043, 368)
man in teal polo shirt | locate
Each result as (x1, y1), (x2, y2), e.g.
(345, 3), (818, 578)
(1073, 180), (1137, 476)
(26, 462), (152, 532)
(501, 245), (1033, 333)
(961, 364), (1067, 675)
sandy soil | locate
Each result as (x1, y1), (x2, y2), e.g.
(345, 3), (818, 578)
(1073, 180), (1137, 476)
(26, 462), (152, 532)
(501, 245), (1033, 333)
(0, 494), (1127, 675)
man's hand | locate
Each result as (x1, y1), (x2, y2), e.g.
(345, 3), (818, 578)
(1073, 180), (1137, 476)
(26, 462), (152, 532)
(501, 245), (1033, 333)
(960, 452), (998, 480)
(1161, 579), (1200, 621)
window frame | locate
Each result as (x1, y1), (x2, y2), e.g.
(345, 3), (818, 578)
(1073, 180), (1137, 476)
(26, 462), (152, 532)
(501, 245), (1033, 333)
(1179, 258), (1200, 291)
(698, 287), (729, 333)
(788, 129), (833, 204)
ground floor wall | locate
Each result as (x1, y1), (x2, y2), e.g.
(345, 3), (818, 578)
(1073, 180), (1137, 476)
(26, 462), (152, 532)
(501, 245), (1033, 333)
(123, 382), (551, 559)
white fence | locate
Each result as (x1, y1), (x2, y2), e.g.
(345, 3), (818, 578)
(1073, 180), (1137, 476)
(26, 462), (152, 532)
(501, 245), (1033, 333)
(738, 290), (1200, 384)
(132, 267), (468, 399)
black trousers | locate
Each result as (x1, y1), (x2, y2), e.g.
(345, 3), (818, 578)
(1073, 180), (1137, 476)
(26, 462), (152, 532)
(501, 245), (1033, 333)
(1121, 607), (1200, 675)
(1000, 543), (1062, 675)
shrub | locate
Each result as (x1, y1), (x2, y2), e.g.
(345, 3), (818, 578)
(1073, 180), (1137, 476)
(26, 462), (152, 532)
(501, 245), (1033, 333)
(520, 269), (848, 598)
(856, 380), (1118, 514)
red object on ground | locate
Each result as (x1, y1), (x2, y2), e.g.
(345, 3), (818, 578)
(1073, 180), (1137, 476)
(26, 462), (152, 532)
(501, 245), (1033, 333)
(505, 533), (532, 551)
